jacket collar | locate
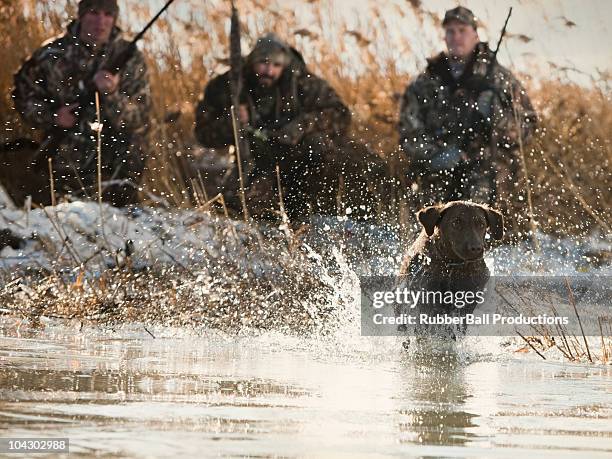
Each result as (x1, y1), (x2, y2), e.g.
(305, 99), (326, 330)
(426, 42), (494, 92)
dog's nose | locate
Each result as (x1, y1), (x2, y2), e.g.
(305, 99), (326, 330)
(467, 244), (484, 257)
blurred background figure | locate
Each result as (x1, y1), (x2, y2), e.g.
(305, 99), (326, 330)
(10, 0), (151, 207)
(399, 6), (536, 213)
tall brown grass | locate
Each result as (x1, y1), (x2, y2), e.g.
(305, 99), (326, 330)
(0, 0), (610, 237)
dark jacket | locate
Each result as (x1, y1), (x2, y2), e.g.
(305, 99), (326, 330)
(399, 42), (537, 166)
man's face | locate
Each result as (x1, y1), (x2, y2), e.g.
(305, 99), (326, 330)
(444, 20), (479, 60)
(79, 9), (115, 46)
(253, 60), (284, 87)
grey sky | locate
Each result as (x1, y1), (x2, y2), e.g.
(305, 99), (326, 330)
(122, 0), (612, 85)
(324, 0), (611, 84)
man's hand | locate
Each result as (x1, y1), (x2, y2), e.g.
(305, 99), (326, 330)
(55, 103), (79, 129)
(238, 104), (249, 124)
(93, 70), (120, 94)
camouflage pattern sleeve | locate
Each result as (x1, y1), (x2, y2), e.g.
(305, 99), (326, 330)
(490, 67), (537, 148)
(194, 74), (236, 148)
(398, 77), (441, 161)
(12, 46), (59, 129)
(275, 74), (351, 145)
(101, 46), (151, 136)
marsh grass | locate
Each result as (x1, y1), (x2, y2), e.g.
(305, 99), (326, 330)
(0, 1), (610, 358)
(0, 222), (350, 334)
(0, 0), (609, 235)
(499, 279), (611, 364)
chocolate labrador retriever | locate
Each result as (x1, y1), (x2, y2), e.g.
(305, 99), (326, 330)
(396, 201), (504, 335)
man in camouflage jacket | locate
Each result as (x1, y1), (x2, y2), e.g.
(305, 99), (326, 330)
(399, 6), (536, 208)
(195, 33), (352, 220)
(12, 0), (151, 207)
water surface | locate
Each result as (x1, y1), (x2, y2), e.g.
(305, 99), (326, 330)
(0, 318), (610, 458)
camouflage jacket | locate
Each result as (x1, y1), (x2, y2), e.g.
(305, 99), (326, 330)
(399, 42), (536, 168)
(13, 21), (151, 157)
(195, 46), (350, 148)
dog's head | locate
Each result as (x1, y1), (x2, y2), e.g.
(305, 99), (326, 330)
(417, 201), (504, 261)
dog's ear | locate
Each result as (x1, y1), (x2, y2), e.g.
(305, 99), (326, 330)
(417, 205), (442, 236)
(483, 206), (504, 240)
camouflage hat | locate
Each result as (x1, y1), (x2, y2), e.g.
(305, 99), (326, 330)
(442, 6), (478, 29)
(247, 33), (291, 67)
(78, 0), (119, 17)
